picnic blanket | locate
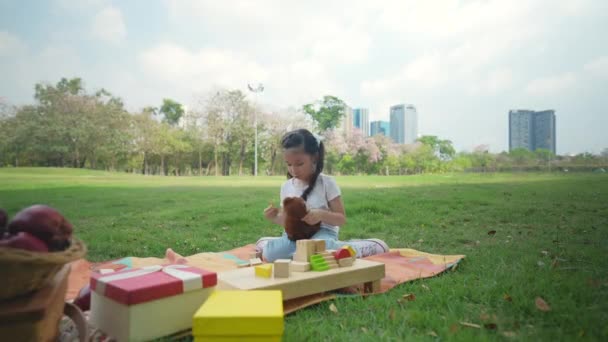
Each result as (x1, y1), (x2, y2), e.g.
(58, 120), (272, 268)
(66, 245), (465, 314)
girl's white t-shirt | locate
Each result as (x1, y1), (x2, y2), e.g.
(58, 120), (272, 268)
(280, 173), (342, 233)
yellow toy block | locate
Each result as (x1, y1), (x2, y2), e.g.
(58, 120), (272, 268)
(192, 290), (284, 339)
(255, 264), (273, 278)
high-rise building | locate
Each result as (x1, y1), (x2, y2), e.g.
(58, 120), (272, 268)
(338, 105), (354, 137)
(390, 104), (418, 144)
(353, 108), (370, 136)
(370, 121), (390, 136)
(509, 109), (556, 153)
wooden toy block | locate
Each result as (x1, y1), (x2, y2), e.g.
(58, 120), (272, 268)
(339, 257), (354, 267)
(341, 245), (357, 258)
(192, 290), (284, 339)
(217, 259), (385, 301)
(249, 258), (263, 266)
(321, 254), (335, 262)
(309, 255), (329, 272)
(313, 239), (326, 253)
(274, 259), (291, 278)
(290, 261), (311, 272)
(334, 248), (351, 260)
(255, 264), (273, 278)
(294, 239), (316, 262)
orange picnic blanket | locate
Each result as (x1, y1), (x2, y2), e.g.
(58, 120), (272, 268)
(67, 245), (465, 314)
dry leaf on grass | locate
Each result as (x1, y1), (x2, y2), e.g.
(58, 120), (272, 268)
(460, 322), (481, 329)
(504, 293), (513, 302)
(361, 327), (368, 333)
(535, 297), (551, 312)
(389, 309), (396, 321)
(488, 230), (497, 236)
(329, 303), (338, 314)
(398, 293), (416, 303)
(502, 331), (517, 337)
(449, 324), (459, 333)
(427, 331), (438, 337)
(422, 284), (430, 291)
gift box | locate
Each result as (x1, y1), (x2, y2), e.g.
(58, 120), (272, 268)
(90, 264), (216, 342)
(193, 290), (283, 341)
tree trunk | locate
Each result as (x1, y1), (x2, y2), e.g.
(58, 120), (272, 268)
(160, 155), (165, 176)
(198, 150), (203, 176)
(214, 143), (219, 176)
(206, 161), (212, 176)
(238, 142), (245, 176)
(270, 148), (277, 175)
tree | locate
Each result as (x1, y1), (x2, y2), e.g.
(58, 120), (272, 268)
(417, 135), (455, 160)
(159, 99), (184, 126)
(199, 90), (253, 176)
(302, 95), (346, 133)
(509, 148), (535, 166)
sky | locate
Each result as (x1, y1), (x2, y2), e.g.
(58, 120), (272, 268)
(1, 0), (607, 154)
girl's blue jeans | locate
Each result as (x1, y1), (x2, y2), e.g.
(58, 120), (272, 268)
(262, 228), (348, 262)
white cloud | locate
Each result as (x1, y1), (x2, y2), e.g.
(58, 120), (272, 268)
(91, 6), (126, 44)
(584, 56), (608, 77)
(525, 72), (578, 96)
(0, 31), (27, 57)
(138, 42), (339, 108)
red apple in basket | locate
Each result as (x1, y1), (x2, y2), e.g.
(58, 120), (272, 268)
(8, 205), (73, 251)
(0, 232), (49, 252)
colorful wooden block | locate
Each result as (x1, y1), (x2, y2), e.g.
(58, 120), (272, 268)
(192, 290), (284, 340)
(290, 261), (311, 272)
(249, 258), (263, 266)
(309, 255), (330, 272)
(341, 245), (357, 258)
(274, 259), (291, 278)
(334, 248), (352, 260)
(255, 264), (273, 278)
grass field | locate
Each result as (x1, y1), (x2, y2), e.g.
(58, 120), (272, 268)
(1, 168), (607, 341)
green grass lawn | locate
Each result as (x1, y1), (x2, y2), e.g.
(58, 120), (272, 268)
(1, 168), (607, 341)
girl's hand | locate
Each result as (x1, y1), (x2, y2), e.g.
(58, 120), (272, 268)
(301, 209), (324, 225)
(263, 202), (279, 220)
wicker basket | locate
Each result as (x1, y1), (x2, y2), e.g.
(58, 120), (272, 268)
(0, 238), (87, 300)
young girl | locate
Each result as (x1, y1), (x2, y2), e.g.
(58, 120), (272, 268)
(257, 128), (389, 262)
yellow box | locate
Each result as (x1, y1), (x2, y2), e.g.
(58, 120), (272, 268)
(192, 290), (283, 339)
(254, 264), (273, 278)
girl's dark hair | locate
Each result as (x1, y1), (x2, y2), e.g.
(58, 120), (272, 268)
(281, 129), (325, 201)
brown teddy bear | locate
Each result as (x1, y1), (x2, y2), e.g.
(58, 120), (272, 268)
(282, 197), (321, 241)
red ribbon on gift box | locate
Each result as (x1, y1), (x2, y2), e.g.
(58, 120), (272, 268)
(90, 265), (217, 305)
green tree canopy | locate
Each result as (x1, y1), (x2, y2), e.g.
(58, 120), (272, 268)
(159, 98), (184, 126)
(302, 95), (345, 133)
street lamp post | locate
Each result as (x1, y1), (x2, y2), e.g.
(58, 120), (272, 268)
(247, 83), (264, 176)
